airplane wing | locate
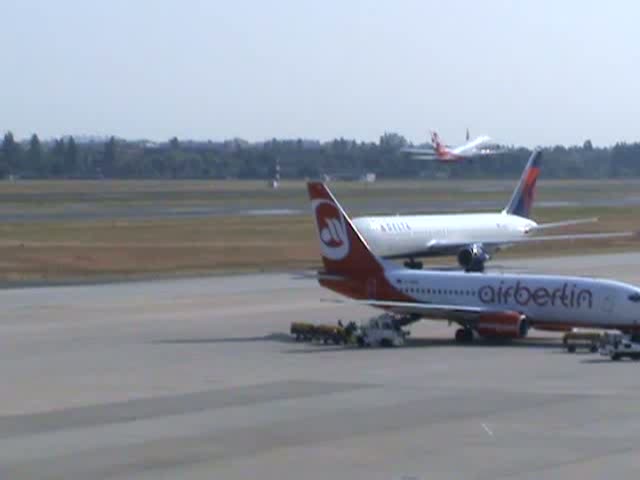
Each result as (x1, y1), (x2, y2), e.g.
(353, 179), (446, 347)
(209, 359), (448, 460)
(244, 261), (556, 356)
(472, 147), (510, 156)
(533, 217), (598, 230)
(409, 156), (446, 161)
(354, 300), (488, 320)
(455, 231), (638, 247)
(381, 231), (637, 260)
(326, 298), (513, 322)
(399, 147), (438, 159)
(517, 231), (638, 243)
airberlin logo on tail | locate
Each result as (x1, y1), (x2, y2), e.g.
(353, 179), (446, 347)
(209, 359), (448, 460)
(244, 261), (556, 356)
(312, 199), (350, 260)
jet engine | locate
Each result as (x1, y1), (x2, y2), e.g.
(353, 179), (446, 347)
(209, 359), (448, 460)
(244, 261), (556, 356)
(457, 244), (490, 272)
(475, 312), (529, 339)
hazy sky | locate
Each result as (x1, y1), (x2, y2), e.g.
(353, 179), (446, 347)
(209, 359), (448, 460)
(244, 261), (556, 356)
(2, 0), (638, 146)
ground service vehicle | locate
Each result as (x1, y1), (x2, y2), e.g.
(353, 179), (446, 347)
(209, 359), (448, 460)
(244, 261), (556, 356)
(356, 315), (408, 347)
(290, 321), (356, 344)
(599, 333), (640, 361)
(563, 329), (602, 353)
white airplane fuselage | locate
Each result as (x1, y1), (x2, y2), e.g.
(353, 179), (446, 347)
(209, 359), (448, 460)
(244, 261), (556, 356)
(353, 212), (536, 258)
(400, 133), (499, 161)
(449, 135), (493, 157)
(381, 267), (640, 330)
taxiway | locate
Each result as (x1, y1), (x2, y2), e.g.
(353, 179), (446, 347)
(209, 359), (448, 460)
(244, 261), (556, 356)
(2, 253), (640, 479)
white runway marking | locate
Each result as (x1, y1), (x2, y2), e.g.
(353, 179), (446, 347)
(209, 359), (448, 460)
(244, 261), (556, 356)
(481, 423), (494, 437)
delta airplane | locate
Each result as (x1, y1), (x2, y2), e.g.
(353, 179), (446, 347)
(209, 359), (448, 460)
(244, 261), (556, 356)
(401, 129), (505, 162)
(353, 150), (634, 272)
(308, 181), (640, 343)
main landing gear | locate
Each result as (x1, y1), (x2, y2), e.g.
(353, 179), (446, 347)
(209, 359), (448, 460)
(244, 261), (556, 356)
(455, 328), (474, 343)
(404, 258), (423, 270)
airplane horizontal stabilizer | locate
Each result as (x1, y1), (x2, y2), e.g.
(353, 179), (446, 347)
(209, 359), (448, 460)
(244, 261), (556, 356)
(522, 231), (638, 242)
(293, 271), (348, 281)
(534, 217), (599, 230)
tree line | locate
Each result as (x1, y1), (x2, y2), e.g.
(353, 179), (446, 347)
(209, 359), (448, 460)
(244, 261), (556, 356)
(2, 131), (640, 180)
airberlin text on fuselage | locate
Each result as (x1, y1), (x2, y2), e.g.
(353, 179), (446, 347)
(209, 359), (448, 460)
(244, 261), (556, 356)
(478, 281), (593, 309)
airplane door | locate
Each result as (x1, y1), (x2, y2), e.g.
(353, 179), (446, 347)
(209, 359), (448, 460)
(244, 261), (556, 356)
(601, 293), (614, 314)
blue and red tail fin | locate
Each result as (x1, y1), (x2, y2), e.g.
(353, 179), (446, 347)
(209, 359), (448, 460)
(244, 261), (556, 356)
(503, 149), (542, 218)
(307, 182), (383, 276)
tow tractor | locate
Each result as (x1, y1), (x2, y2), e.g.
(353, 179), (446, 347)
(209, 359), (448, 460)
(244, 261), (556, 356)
(599, 332), (640, 361)
(291, 314), (409, 348)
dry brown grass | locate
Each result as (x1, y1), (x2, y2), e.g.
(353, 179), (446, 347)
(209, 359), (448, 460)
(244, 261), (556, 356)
(0, 179), (637, 283)
(0, 206), (636, 283)
(0, 216), (318, 281)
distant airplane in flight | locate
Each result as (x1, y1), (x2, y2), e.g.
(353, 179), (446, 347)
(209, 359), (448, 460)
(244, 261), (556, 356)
(401, 129), (507, 162)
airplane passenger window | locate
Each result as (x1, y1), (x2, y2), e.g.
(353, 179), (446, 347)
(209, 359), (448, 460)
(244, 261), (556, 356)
(628, 292), (640, 302)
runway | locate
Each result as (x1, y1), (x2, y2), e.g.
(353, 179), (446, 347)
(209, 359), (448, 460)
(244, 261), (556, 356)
(0, 196), (639, 223)
(2, 253), (640, 479)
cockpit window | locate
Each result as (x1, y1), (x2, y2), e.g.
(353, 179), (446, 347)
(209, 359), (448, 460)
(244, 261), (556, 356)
(628, 293), (640, 302)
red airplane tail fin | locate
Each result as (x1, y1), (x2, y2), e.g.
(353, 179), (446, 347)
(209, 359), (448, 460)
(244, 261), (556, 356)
(307, 182), (382, 277)
(430, 131), (447, 156)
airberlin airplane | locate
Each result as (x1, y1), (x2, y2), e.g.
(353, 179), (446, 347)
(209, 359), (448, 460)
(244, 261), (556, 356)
(308, 181), (640, 342)
(400, 130), (506, 162)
